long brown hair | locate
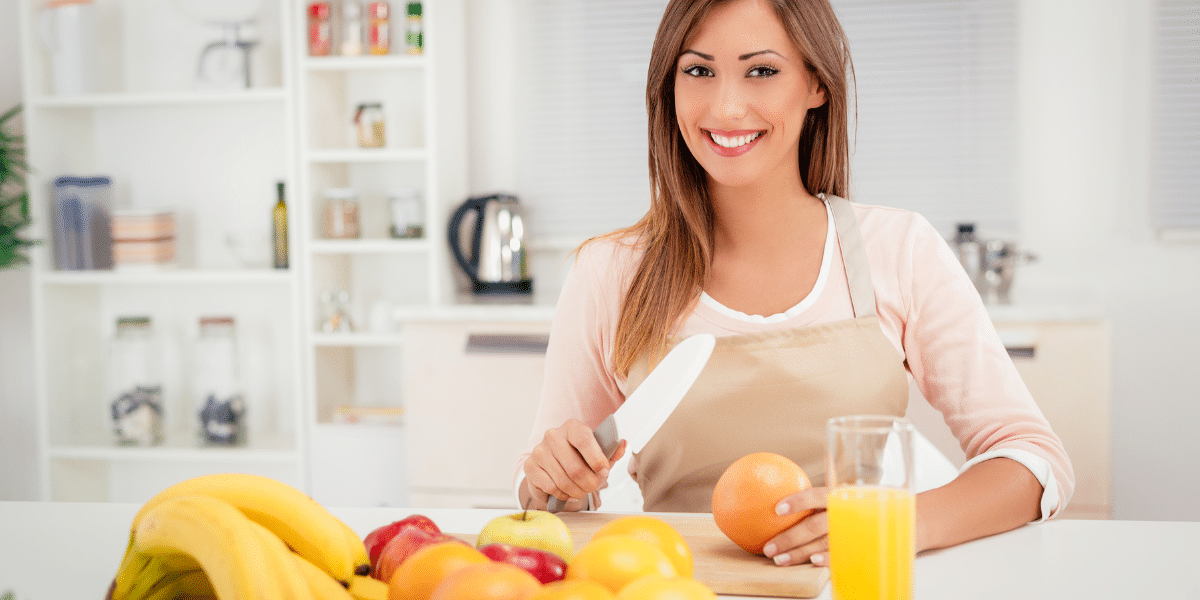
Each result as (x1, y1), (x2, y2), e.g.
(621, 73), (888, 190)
(600, 0), (854, 377)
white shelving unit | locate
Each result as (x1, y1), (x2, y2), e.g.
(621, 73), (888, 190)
(19, 0), (306, 502)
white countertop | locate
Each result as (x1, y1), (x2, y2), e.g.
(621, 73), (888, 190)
(2, 502), (1196, 600)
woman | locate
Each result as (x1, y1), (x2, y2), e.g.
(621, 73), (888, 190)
(516, 0), (1073, 567)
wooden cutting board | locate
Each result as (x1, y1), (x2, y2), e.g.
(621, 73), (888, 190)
(453, 512), (829, 598)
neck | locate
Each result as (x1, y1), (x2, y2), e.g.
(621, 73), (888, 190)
(708, 175), (825, 257)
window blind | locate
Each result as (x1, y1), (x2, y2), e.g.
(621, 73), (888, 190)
(1154, 0), (1200, 230)
(515, 0), (1020, 238)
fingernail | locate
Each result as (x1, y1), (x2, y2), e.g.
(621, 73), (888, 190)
(773, 553), (790, 566)
(762, 542), (777, 556)
(811, 554), (825, 566)
(775, 502), (789, 516)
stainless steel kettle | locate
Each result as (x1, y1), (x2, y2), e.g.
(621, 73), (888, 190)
(950, 223), (1036, 305)
(448, 194), (533, 295)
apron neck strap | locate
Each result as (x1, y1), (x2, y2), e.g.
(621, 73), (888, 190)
(825, 195), (877, 318)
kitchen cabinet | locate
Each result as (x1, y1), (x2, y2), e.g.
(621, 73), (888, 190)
(18, 0), (305, 501)
(905, 315), (1112, 520)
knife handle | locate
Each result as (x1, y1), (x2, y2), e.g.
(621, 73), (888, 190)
(546, 415), (621, 513)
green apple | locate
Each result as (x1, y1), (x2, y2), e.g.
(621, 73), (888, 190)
(476, 510), (575, 562)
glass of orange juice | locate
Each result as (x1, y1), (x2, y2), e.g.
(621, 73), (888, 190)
(826, 415), (916, 600)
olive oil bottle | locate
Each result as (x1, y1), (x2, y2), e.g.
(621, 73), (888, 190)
(272, 181), (288, 269)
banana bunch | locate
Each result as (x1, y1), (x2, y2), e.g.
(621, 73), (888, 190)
(108, 473), (390, 600)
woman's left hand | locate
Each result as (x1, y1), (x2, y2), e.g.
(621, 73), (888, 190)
(761, 486), (830, 567)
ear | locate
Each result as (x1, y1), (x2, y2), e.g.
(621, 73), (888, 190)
(807, 80), (827, 110)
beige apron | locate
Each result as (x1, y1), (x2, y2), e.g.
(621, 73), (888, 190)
(626, 196), (909, 512)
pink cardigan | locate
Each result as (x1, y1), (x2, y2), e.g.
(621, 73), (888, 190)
(517, 201), (1074, 517)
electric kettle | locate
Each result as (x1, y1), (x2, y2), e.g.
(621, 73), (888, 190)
(448, 194), (533, 295)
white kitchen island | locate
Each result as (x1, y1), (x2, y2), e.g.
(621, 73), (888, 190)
(1, 502), (1195, 600)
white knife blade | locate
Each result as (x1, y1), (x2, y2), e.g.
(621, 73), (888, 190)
(547, 333), (715, 512)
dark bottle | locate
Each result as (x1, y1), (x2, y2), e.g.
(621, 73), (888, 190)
(273, 181), (288, 269)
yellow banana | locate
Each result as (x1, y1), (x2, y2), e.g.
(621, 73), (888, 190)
(131, 494), (304, 600)
(289, 551), (354, 600)
(347, 576), (389, 600)
(337, 519), (372, 577)
(131, 473), (366, 585)
(110, 549), (200, 600)
(143, 569), (215, 600)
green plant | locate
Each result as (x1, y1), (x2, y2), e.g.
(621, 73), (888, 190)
(0, 103), (37, 269)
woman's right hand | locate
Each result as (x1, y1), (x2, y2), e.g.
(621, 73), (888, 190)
(522, 418), (626, 511)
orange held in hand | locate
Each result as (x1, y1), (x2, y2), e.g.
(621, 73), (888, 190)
(564, 534), (677, 595)
(711, 452), (814, 555)
(591, 516), (694, 578)
(429, 561), (542, 600)
(390, 540), (490, 600)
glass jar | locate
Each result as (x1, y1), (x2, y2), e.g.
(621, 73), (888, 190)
(108, 316), (163, 446)
(388, 188), (423, 238)
(323, 188), (361, 239)
(307, 2), (332, 56)
(367, 2), (391, 55)
(354, 102), (386, 148)
(193, 316), (247, 446)
(341, 0), (364, 56)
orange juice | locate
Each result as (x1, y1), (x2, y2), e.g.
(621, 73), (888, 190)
(827, 486), (915, 600)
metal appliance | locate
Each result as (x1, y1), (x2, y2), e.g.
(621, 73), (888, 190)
(950, 223), (1037, 304)
(448, 193), (533, 295)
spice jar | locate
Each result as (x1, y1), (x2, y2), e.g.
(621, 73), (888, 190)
(108, 316), (163, 446)
(324, 188), (361, 239)
(354, 103), (386, 148)
(405, 2), (423, 55)
(368, 2), (391, 55)
(341, 0), (364, 56)
(307, 2), (332, 56)
(193, 316), (246, 446)
(388, 188), (424, 238)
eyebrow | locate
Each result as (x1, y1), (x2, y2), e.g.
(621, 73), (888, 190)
(679, 49), (785, 61)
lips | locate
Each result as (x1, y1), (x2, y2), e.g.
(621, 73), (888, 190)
(703, 129), (765, 157)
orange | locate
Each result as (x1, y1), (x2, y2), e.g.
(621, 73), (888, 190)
(711, 452), (814, 555)
(564, 534), (677, 595)
(614, 576), (717, 600)
(528, 580), (616, 600)
(389, 541), (490, 600)
(428, 562), (542, 600)
(592, 516), (694, 578)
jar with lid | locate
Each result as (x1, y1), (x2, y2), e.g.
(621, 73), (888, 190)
(193, 316), (247, 446)
(323, 188), (361, 239)
(341, 0), (365, 56)
(367, 2), (391, 55)
(108, 316), (163, 446)
(388, 188), (424, 238)
(354, 103), (386, 148)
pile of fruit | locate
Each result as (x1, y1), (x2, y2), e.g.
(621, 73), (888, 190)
(365, 510), (715, 600)
(105, 473), (716, 600)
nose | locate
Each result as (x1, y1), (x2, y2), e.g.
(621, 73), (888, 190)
(713, 76), (747, 121)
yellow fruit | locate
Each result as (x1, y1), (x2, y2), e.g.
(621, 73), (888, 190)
(528, 580), (616, 600)
(564, 535), (677, 595)
(614, 576), (717, 600)
(592, 516), (694, 578)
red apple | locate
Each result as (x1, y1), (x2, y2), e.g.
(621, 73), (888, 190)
(478, 543), (568, 584)
(364, 514), (442, 573)
(374, 526), (467, 583)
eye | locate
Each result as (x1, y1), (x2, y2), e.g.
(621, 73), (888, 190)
(747, 65), (780, 78)
(681, 65), (714, 78)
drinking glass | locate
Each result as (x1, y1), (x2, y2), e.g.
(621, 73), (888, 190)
(826, 415), (916, 600)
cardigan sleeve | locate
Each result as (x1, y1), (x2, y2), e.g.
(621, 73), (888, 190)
(512, 239), (631, 498)
(894, 213), (1075, 518)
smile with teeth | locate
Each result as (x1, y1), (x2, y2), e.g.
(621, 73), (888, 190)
(708, 131), (763, 148)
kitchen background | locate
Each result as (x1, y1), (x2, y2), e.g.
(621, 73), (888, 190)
(0, 0), (1197, 521)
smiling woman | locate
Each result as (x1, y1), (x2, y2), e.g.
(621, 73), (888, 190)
(515, 0), (1072, 577)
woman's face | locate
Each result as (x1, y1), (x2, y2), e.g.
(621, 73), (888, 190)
(674, 0), (826, 191)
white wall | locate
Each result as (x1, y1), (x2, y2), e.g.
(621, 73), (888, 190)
(1018, 0), (1200, 521)
(2, 0), (1198, 518)
(0, 0), (39, 501)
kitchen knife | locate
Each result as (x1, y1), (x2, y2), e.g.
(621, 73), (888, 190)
(547, 333), (716, 512)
